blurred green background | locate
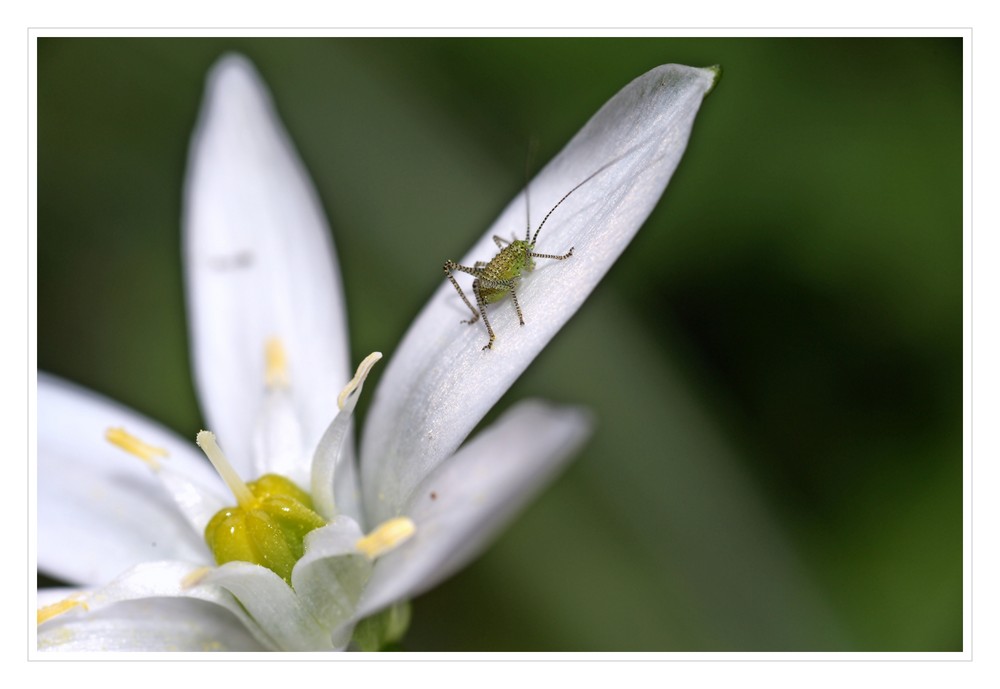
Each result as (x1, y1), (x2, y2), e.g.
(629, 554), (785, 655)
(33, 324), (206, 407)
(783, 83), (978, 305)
(36, 38), (963, 651)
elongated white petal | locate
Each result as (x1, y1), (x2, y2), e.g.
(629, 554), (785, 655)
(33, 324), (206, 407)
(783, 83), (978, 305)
(155, 463), (230, 533)
(202, 561), (336, 651)
(37, 374), (224, 585)
(291, 516), (371, 641)
(37, 561), (272, 651)
(355, 400), (591, 618)
(183, 54), (351, 478)
(362, 64), (719, 523)
(36, 587), (84, 608)
(38, 597), (266, 651)
(252, 386), (307, 487)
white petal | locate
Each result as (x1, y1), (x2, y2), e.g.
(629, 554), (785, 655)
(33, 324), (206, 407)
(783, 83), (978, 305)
(38, 597), (267, 651)
(155, 463), (230, 533)
(291, 517), (371, 640)
(202, 561), (336, 651)
(183, 53), (351, 478)
(37, 561), (269, 651)
(361, 64), (719, 522)
(36, 587), (84, 608)
(37, 373), (223, 585)
(355, 400), (591, 619)
(252, 386), (308, 488)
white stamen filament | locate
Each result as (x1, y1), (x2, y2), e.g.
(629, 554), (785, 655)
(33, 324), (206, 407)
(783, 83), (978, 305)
(196, 430), (255, 508)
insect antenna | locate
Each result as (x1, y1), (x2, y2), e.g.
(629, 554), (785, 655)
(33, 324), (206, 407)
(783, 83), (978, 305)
(524, 138), (539, 242)
(531, 158), (619, 244)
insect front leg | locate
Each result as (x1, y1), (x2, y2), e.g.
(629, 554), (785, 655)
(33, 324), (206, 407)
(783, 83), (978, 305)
(529, 246), (574, 261)
(443, 260), (481, 324)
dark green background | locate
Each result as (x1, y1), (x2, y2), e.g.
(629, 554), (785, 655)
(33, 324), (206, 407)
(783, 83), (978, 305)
(37, 38), (963, 651)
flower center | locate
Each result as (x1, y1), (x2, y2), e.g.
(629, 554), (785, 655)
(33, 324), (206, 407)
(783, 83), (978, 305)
(96, 345), (416, 597)
(197, 431), (325, 584)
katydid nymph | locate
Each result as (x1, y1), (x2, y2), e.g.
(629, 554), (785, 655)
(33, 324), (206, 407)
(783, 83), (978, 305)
(442, 161), (614, 351)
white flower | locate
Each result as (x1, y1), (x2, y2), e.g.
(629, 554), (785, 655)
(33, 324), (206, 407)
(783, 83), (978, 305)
(36, 54), (719, 651)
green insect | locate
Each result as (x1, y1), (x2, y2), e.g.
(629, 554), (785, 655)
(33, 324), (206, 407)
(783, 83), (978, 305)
(443, 163), (611, 350)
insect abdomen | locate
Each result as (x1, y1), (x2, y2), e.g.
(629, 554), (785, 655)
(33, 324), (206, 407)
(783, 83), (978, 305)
(480, 284), (513, 303)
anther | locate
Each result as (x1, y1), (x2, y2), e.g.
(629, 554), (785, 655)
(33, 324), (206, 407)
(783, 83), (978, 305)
(37, 596), (88, 625)
(181, 566), (213, 589)
(337, 351), (383, 410)
(105, 427), (168, 470)
(355, 517), (416, 559)
(265, 337), (290, 389)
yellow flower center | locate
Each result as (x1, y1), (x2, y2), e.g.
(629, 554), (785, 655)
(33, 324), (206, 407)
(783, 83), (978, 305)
(197, 431), (325, 584)
(203, 472), (326, 584)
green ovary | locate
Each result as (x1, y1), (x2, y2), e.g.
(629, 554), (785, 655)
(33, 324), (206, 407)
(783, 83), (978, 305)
(204, 474), (326, 584)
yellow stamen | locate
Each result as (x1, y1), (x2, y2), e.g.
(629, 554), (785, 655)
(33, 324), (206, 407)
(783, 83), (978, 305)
(196, 431), (255, 508)
(265, 337), (290, 389)
(105, 427), (168, 470)
(37, 596), (88, 625)
(355, 516), (416, 559)
(338, 351), (383, 410)
(181, 566), (213, 589)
